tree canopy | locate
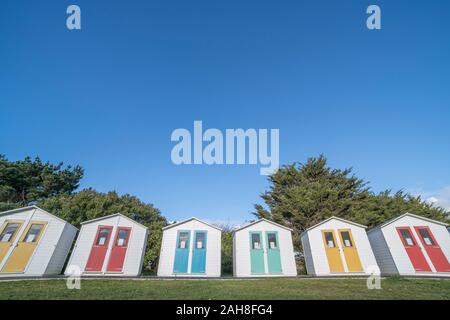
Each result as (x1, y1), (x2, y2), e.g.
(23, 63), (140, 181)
(255, 155), (449, 268)
(39, 189), (167, 272)
(0, 155), (83, 210)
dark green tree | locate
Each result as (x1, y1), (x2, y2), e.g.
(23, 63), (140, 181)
(0, 155), (83, 210)
(39, 189), (167, 273)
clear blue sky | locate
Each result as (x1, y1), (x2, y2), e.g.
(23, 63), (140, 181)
(1, 1), (450, 224)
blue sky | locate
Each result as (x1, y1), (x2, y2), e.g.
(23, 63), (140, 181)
(1, 1), (450, 224)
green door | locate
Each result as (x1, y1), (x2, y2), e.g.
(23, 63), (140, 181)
(250, 232), (265, 274)
(266, 231), (282, 273)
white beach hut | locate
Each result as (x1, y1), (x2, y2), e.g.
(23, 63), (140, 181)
(367, 213), (450, 276)
(301, 216), (378, 276)
(0, 206), (77, 277)
(157, 217), (222, 277)
(65, 213), (148, 276)
(233, 218), (297, 277)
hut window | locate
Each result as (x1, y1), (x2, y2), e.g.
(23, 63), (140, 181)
(340, 231), (353, 247)
(96, 228), (111, 246)
(24, 224), (44, 243)
(324, 232), (336, 248)
(0, 223), (20, 242)
(418, 228), (435, 246)
(267, 233), (278, 249)
(178, 232), (189, 249)
(251, 233), (261, 250)
(400, 229), (415, 246)
(116, 229), (129, 247)
(195, 232), (205, 249)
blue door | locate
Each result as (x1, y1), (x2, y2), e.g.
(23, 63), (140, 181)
(191, 231), (207, 273)
(173, 230), (190, 273)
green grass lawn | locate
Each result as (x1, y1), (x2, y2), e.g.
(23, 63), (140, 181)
(1, 277), (449, 300)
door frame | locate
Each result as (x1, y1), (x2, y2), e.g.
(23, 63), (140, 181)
(1, 220), (48, 274)
(321, 229), (345, 273)
(249, 231), (265, 274)
(0, 220), (25, 271)
(396, 226), (432, 272)
(265, 231), (282, 274)
(106, 226), (132, 273)
(414, 225), (450, 272)
(191, 230), (208, 274)
(84, 225), (114, 273)
(173, 229), (191, 274)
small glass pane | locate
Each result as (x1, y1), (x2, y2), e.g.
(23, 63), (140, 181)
(400, 229), (415, 246)
(340, 231), (353, 247)
(116, 229), (129, 247)
(96, 228), (111, 245)
(178, 232), (189, 249)
(195, 232), (205, 249)
(24, 224), (44, 243)
(267, 233), (278, 249)
(324, 232), (335, 248)
(252, 233), (261, 250)
(0, 223), (20, 242)
(418, 229), (435, 246)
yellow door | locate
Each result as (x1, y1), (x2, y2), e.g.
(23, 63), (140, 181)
(1, 221), (47, 273)
(322, 230), (344, 273)
(338, 229), (363, 272)
(0, 221), (24, 264)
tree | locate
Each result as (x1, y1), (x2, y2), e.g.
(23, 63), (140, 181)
(0, 155), (83, 210)
(39, 189), (167, 273)
(254, 155), (449, 272)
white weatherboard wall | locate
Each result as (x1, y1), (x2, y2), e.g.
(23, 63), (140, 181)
(157, 218), (222, 277)
(233, 219), (297, 277)
(368, 213), (450, 276)
(65, 214), (148, 276)
(0, 206), (77, 277)
(301, 217), (378, 276)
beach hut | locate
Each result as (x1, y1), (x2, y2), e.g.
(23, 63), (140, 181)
(0, 206), (77, 277)
(301, 216), (378, 276)
(157, 217), (222, 277)
(65, 213), (148, 276)
(367, 213), (450, 276)
(233, 218), (297, 277)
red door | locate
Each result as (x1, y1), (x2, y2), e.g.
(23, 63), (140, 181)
(414, 226), (450, 272)
(106, 227), (132, 272)
(396, 227), (432, 272)
(85, 226), (113, 272)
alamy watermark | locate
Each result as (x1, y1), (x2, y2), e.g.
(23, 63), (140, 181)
(171, 121), (279, 175)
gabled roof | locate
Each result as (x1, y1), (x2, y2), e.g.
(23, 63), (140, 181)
(301, 216), (367, 237)
(0, 205), (77, 229)
(81, 213), (148, 229)
(233, 218), (293, 233)
(162, 217), (222, 231)
(368, 212), (448, 233)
